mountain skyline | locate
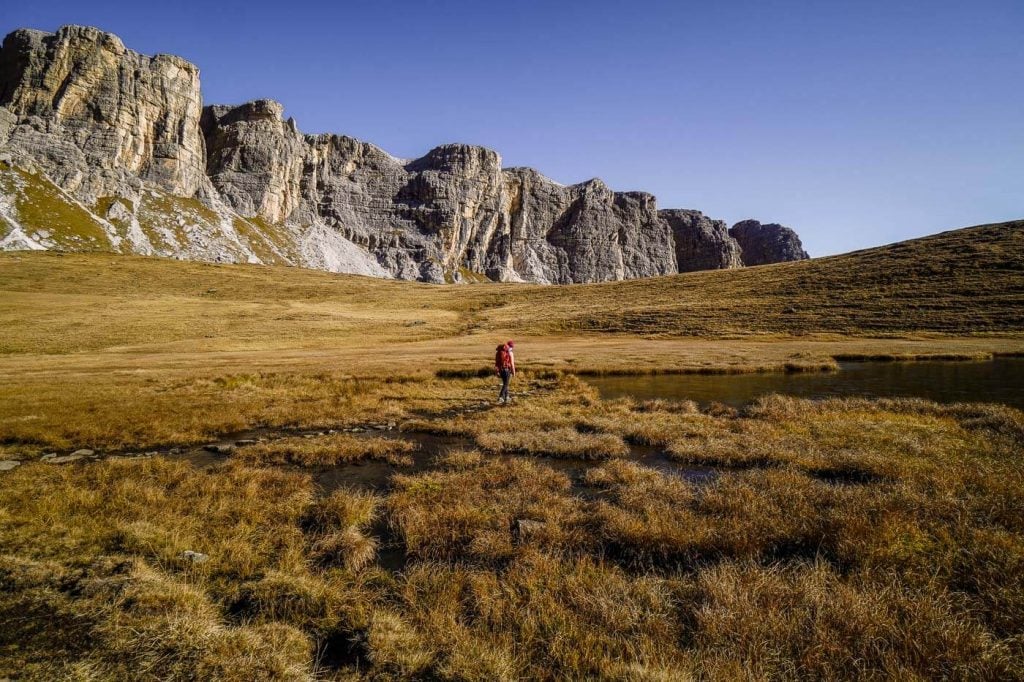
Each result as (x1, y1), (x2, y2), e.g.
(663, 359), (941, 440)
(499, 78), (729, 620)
(2, 0), (1022, 257)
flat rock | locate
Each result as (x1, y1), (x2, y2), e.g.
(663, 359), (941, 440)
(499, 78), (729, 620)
(70, 448), (95, 457)
(203, 444), (234, 454)
(46, 454), (84, 464)
(234, 439), (257, 446)
(0, 460), (21, 471)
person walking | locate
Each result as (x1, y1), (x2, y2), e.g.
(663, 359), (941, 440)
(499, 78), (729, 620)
(495, 340), (516, 404)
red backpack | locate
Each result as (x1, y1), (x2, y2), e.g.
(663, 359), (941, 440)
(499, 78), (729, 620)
(495, 344), (512, 370)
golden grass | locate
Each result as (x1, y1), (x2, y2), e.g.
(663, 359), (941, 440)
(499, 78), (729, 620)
(477, 428), (629, 459)
(0, 239), (1021, 455)
(1, 381), (1022, 678)
(0, 221), (1023, 678)
(388, 456), (589, 564)
(235, 433), (417, 468)
(0, 371), (497, 452)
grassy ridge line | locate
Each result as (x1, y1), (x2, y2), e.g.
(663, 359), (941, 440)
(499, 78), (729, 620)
(477, 220), (1024, 335)
(0, 220), (1022, 353)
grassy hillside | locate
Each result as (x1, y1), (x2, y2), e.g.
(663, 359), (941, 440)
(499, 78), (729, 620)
(0, 218), (1021, 450)
(486, 219), (1024, 336)
(1, 220), (1022, 357)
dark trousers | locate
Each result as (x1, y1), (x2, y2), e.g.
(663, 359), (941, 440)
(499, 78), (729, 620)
(498, 368), (512, 401)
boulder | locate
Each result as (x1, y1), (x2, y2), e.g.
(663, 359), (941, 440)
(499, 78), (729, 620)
(511, 518), (547, 543)
(0, 460), (21, 471)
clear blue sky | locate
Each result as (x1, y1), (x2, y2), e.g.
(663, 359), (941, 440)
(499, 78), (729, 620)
(3, 0), (1022, 256)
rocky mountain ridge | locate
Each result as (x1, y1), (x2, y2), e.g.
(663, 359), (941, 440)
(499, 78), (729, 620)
(0, 24), (808, 283)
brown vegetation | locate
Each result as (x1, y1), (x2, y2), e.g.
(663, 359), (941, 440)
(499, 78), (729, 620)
(1, 222), (1023, 678)
(3, 378), (1021, 679)
(236, 433), (417, 468)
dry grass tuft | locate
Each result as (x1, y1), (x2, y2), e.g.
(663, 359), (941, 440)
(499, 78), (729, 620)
(388, 458), (588, 564)
(433, 448), (486, 470)
(305, 490), (381, 571)
(691, 560), (1015, 679)
(237, 432), (417, 468)
(477, 427), (629, 459)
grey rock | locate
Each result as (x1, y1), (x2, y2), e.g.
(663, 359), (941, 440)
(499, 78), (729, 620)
(511, 518), (546, 543)
(0, 460), (21, 471)
(235, 439), (257, 446)
(178, 550), (209, 564)
(0, 25), (207, 203)
(729, 220), (810, 266)
(660, 209), (743, 272)
(201, 105), (677, 283)
(40, 453), (57, 461)
(203, 443), (234, 454)
(70, 448), (95, 457)
(46, 454), (83, 464)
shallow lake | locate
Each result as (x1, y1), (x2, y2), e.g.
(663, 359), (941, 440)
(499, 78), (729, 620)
(585, 357), (1024, 410)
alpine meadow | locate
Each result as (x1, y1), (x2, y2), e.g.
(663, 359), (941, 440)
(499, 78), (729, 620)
(1, 9), (1024, 682)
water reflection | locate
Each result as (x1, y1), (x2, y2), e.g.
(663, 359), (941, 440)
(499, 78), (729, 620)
(585, 358), (1024, 410)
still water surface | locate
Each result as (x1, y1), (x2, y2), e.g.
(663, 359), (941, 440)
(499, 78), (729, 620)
(585, 358), (1024, 410)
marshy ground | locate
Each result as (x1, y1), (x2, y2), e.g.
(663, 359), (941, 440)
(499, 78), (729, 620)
(3, 376), (1023, 679)
(1, 222), (1023, 679)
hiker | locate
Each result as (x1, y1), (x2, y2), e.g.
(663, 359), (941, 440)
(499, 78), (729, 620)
(495, 340), (516, 404)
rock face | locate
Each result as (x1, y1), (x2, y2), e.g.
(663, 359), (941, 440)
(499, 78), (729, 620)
(660, 209), (743, 272)
(729, 220), (810, 266)
(0, 25), (208, 202)
(200, 102), (677, 283)
(0, 25), (809, 282)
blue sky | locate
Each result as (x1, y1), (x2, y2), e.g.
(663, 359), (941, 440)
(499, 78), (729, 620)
(2, 0), (1022, 256)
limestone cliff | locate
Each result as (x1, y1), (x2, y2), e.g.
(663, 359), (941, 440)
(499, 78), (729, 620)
(0, 24), (808, 282)
(200, 102), (677, 283)
(0, 26), (207, 201)
(660, 209), (743, 272)
(729, 219), (810, 266)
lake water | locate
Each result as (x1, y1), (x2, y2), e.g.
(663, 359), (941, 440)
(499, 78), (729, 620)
(585, 358), (1024, 410)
